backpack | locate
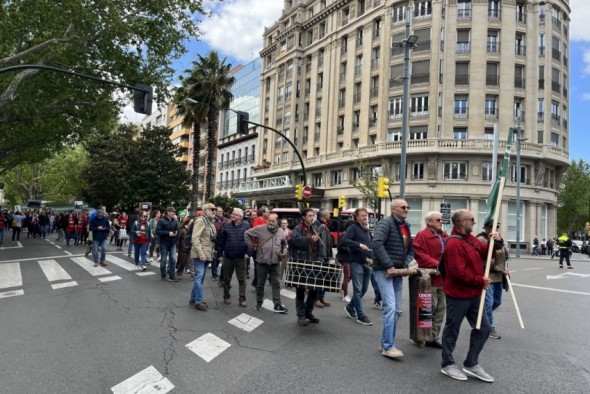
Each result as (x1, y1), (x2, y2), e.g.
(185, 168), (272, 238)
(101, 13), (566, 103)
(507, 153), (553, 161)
(438, 234), (471, 278)
(183, 221), (195, 250)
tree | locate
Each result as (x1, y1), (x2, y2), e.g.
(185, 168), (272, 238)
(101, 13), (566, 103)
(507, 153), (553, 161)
(351, 156), (380, 210)
(0, 0), (207, 174)
(557, 159), (590, 236)
(173, 51), (235, 206)
(82, 124), (191, 211)
(208, 195), (245, 213)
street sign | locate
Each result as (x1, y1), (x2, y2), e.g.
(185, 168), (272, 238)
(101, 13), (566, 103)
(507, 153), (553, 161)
(440, 202), (451, 224)
(237, 198), (245, 204)
(302, 185), (312, 199)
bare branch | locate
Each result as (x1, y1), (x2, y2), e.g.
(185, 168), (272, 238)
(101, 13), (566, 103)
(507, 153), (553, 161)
(0, 69), (39, 110)
(0, 37), (79, 66)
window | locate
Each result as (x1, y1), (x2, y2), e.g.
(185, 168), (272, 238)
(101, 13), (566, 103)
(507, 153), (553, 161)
(414, 1), (432, 18)
(411, 60), (430, 84)
(411, 96), (428, 116)
(486, 63), (499, 85)
(485, 96), (497, 118)
(458, 0), (471, 19)
(412, 162), (424, 180)
(482, 162), (493, 181)
(484, 127), (494, 140)
(332, 170), (343, 185)
(488, 0), (500, 19)
(313, 173), (323, 187)
(444, 162), (467, 180)
(515, 65), (525, 88)
(551, 101), (560, 125)
(511, 165), (528, 184)
(356, 28), (363, 48)
(353, 110), (360, 129)
(387, 128), (401, 142)
(355, 55), (363, 76)
(373, 18), (382, 38)
(392, 5), (407, 24)
(515, 33), (526, 56)
(341, 36), (348, 55)
(457, 30), (470, 53)
(456, 62), (469, 84)
(350, 167), (362, 182)
(550, 132), (559, 147)
(487, 30), (499, 53)
(342, 7), (350, 25)
(340, 62), (347, 82)
(317, 72), (323, 90)
(454, 96), (468, 117)
(389, 97), (403, 119)
(453, 128), (467, 139)
(410, 126), (427, 140)
(357, 0), (365, 16)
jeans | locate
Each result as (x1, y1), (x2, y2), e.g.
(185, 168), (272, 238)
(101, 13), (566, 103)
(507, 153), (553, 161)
(0, 228), (4, 244)
(532, 246), (540, 256)
(92, 239), (108, 263)
(160, 242), (177, 279)
(190, 258), (209, 304)
(484, 282), (503, 330)
(348, 262), (371, 319)
(441, 295), (490, 368)
(373, 270), (403, 350)
(223, 257), (247, 301)
(370, 270), (382, 304)
(211, 258), (220, 278)
(255, 263), (281, 304)
(40, 225), (49, 239)
(134, 242), (149, 267)
(65, 231), (74, 245)
(431, 285), (446, 340)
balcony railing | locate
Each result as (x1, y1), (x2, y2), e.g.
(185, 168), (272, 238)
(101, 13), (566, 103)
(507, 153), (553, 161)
(515, 45), (526, 56)
(488, 9), (501, 20)
(514, 76), (525, 89)
(539, 46), (545, 56)
(456, 42), (470, 53)
(551, 114), (560, 126)
(353, 93), (361, 103)
(355, 65), (362, 76)
(454, 109), (468, 118)
(552, 48), (561, 61)
(314, 133), (321, 142)
(339, 99), (345, 108)
(414, 41), (431, 52)
(370, 87), (378, 98)
(455, 74), (469, 85)
(552, 81), (561, 93)
(369, 118), (377, 127)
(389, 78), (402, 87)
(371, 58), (380, 69)
(457, 8), (471, 20)
(411, 73), (429, 84)
(537, 112), (544, 122)
(336, 126), (344, 135)
(516, 13), (526, 24)
(486, 74), (499, 86)
(538, 79), (545, 89)
(487, 42), (500, 53)
(484, 109), (497, 119)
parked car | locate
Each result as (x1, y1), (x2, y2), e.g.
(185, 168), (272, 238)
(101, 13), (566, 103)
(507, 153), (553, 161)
(571, 240), (583, 253)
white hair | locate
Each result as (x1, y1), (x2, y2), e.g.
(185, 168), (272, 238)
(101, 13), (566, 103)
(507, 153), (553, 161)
(424, 211), (441, 225)
(232, 207), (244, 218)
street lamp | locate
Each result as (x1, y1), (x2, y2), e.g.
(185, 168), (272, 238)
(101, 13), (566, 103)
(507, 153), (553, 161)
(515, 112), (527, 257)
(395, 8), (418, 199)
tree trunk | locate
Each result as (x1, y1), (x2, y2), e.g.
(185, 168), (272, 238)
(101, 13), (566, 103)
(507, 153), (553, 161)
(191, 121), (201, 212)
(205, 110), (218, 201)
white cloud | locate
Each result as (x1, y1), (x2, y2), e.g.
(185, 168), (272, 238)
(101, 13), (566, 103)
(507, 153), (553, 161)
(581, 93), (590, 101)
(199, 0), (283, 62)
(570, 0), (590, 42)
(583, 49), (590, 75)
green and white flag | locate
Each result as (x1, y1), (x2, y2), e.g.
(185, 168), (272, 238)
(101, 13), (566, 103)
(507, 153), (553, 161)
(484, 128), (514, 226)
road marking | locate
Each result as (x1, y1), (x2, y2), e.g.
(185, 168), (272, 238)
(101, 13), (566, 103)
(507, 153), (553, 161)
(104, 255), (135, 271)
(546, 272), (590, 280)
(55, 246), (62, 249)
(523, 268), (542, 271)
(262, 299), (275, 311)
(136, 271), (156, 276)
(38, 259), (73, 282)
(52, 281), (78, 290)
(280, 289), (296, 299)
(98, 276), (122, 283)
(0, 241), (23, 250)
(0, 289), (24, 299)
(71, 257), (112, 276)
(63, 250), (73, 256)
(111, 365), (174, 394)
(186, 333), (231, 363)
(0, 263), (22, 290)
(512, 283), (590, 296)
(228, 313), (264, 332)
(0, 253), (85, 264)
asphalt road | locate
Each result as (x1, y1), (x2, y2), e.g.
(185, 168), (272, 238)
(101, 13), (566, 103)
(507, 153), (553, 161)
(1, 234), (589, 393)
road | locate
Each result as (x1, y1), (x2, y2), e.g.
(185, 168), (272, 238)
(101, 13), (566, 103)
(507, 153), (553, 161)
(1, 235), (589, 393)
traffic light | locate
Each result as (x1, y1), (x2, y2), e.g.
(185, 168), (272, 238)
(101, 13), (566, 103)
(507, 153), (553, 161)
(295, 184), (303, 200)
(377, 176), (390, 198)
(236, 111), (250, 134)
(338, 195), (346, 208)
(134, 84), (153, 115)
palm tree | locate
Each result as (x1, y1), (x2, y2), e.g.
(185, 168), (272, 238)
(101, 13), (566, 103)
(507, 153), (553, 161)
(191, 51), (235, 200)
(173, 74), (206, 212)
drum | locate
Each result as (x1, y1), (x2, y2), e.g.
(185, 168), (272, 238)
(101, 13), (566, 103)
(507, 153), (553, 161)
(284, 260), (343, 292)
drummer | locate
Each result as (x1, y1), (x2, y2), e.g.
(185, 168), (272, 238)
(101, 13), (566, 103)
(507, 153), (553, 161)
(291, 208), (325, 326)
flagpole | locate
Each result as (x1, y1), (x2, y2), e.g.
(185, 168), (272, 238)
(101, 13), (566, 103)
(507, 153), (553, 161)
(505, 275), (525, 328)
(476, 177), (505, 329)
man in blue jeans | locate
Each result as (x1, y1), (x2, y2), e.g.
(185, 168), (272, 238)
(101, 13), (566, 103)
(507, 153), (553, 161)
(156, 207), (179, 281)
(89, 209), (110, 267)
(371, 199), (414, 359)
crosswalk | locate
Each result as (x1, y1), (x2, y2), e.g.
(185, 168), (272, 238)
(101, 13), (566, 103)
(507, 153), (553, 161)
(0, 254), (158, 298)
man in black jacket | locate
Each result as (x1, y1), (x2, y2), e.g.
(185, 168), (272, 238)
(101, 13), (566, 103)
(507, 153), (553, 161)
(371, 199), (414, 359)
(89, 209), (110, 267)
(217, 208), (251, 307)
(156, 207), (179, 281)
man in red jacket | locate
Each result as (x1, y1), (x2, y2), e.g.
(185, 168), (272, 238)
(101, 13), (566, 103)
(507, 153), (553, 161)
(440, 209), (498, 383)
(413, 211), (448, 348)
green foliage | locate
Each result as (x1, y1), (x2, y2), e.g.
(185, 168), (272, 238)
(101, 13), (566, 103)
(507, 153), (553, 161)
(351, 156), (379, 209)
(207, 195), (245, 213)
(557, 159), (590, 236)
(0, 0), (208, 174)
(82, 124), (191, 211)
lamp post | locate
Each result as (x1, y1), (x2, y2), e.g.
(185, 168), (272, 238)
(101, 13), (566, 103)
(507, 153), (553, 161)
(397, 9), (418, 199)
(515, 112), (527, 257)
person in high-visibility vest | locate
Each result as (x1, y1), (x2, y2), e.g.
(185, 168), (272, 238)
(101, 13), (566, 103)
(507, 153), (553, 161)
(557, 233), (573, 269)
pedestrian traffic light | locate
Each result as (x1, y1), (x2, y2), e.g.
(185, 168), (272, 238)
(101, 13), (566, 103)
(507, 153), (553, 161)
(295, 184), (303, 200)
(338, 195), (346, 208)
(377, 177), (390, 198)
(236, 111), (250, 134)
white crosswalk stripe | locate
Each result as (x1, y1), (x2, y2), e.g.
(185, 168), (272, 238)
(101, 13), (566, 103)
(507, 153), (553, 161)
(186, 333), (231, 363)
(280, 289), (296, 299)
(228, 313), (264, 332)
(104, 255), (136, 271)
(111, 365), (174, 394)
(0, 262), (22, 290)
(38, 259), (73, 282)
(0, 289), (24, 299)
(71, 257), (112, 276)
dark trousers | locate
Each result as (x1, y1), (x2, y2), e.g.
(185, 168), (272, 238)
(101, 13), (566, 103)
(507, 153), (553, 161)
(559, 249), (571, 266)
(223, 257), (246, 301)
(256, 263), (281, 305)
(295, 287), (317, 318)
(441, 295), (490, 369)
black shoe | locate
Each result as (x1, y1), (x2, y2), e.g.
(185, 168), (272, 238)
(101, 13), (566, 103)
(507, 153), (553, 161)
(255, 302), (262, 311)
(305, 314), (320, 324)
(189, 300), (196, 305)
(273, 304), (288, 314)
(212, 276), (219, 280)
(559, 265), (563, 268)
(344, 304), (357, 320)
(567, 266), (573, 269)
(425, 340), (443, 349)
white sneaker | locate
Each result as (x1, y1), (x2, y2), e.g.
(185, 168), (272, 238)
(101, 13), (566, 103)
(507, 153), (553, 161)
(344, 295), (351, 303)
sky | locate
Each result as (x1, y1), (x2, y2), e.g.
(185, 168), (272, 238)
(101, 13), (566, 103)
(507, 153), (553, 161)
(121, 0), (588, 163)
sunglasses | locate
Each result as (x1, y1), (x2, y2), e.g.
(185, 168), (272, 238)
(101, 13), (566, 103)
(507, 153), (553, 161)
(432, 218), (442, 222)
(396, 206), (410, 210)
